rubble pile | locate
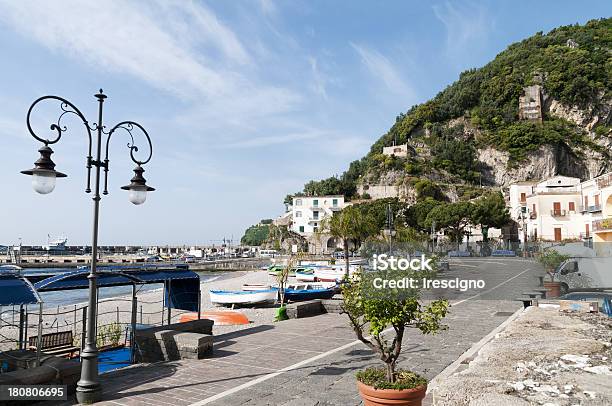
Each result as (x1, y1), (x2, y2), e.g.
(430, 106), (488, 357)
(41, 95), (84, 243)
(433, 307), (612, 405)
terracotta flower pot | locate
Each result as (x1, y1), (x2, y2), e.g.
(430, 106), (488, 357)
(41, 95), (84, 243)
(543, 281), (561, 298)
(357, 381), (427, 406)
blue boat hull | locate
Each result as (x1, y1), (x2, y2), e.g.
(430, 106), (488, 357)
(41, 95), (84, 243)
(284, 288), (335, 302)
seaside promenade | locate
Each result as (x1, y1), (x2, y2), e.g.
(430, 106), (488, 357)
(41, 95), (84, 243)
(44, 258), (535, 406)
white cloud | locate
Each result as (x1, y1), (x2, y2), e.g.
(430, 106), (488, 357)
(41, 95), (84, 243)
(217, 129), (325, 149)
(432, 1), (493, 59)
(351, 42), (413, 98)
(308, 56), (329, 100)
(0, 0), (312, 150)
(0, 0), (293, 110)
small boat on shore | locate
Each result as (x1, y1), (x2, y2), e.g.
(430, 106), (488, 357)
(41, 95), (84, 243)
(295, 268), (316, 282)
(180, 311), (250, 325)
(242, 283), (271, 291)
(283, 283), (336, 301)
(209, 289), (277, 305)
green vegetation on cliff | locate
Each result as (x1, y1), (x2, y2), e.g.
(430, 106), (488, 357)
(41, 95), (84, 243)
(291, 18), (610, 200)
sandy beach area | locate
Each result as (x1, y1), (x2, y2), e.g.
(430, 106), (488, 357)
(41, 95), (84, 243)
(0, 270), (283, 350)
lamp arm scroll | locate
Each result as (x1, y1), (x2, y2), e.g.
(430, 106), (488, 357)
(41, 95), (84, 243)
(26, 95), (94, 192)
(102, 121), (153, 195)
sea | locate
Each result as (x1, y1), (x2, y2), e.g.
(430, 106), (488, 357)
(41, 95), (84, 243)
(17, 267), (220, 308)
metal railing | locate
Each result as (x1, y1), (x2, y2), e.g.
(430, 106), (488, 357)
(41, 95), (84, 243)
(593, 219), (612, 232)
(550, 209), (567, 217)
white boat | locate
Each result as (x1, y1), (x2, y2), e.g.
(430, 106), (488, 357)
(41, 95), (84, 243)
(295, 269), (316, 282)
(44, 236), (68, 251)
(314, 265), (359, 282)
(209, 289), (277, 305)
(241, 283), (272, 291)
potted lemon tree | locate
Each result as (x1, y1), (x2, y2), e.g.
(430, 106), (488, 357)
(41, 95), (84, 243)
(342, 269), (449, 406)
(537, 250), (570, 298)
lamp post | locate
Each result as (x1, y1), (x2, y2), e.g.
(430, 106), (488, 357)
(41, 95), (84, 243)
(383, 203), (396, 254)
(515, 208), (527, 258)
(21, 90), (155, 404)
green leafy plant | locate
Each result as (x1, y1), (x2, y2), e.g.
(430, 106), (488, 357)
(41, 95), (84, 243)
(356, 368), (427, 390)
(107, 323), (123, 347)
(343, 269), (449, 385)
(537, 250), (570, 281)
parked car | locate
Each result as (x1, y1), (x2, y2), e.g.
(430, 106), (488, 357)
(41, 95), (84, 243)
(558, 292), (612, 317)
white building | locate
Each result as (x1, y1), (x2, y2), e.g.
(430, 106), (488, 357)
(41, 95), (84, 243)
(509, 174), (609, 242)
(291, 195), (346, 236)
(382, 144), (409, 158)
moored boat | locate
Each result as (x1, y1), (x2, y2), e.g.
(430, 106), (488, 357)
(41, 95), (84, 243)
(283, 283), (336, 301)
(242, 283), (272, 291)
(209, 289), (277, 305)
(295, 268), (316, 282)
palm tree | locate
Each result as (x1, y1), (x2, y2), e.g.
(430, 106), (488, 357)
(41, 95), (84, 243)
(320, 206), (378, 277)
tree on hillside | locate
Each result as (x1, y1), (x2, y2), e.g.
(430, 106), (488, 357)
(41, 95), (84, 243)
(425, 202), (474, 249)
(320, 206), (378, 276)
(414, 179), (446, 201)
(354, 198), (404, 230)
(241, 224), (270, 246)
(405, 198), (443, 233)
(471, 192), (511, 242)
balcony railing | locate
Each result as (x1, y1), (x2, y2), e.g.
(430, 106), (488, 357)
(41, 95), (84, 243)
(529, 212), (537, 219)
(550, 209), (567, 217)
(587, 204), (602, 213)
(596, 173), (612, 189)
(593, 218), (612, 232)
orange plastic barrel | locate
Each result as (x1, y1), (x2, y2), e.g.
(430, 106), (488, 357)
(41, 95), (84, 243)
(180, 311), (250, 326)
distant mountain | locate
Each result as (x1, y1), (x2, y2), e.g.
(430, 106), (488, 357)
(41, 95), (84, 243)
(291, 18), (611, 204)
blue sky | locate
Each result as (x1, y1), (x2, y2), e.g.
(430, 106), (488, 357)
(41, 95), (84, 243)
(0, 1), (609, 246)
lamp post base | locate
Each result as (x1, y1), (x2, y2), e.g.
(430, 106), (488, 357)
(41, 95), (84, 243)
(76, 383), (102, 404)
(76, 345), (101, 404)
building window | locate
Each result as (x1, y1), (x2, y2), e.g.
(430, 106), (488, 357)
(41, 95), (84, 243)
(295, 211), (302, 218)
(313, 199), (319, 207)
(595, 194), (600, 207)
(332, 198), (338, 207)
(584, 196), (588, 208)
(569, 202), (575, 212)
(295, 199), (302, 206)
(520, 192), (526, 202)
(313, 211), (319, 220)
(313, 227), (318, 232)
(299, 226), (304, 233)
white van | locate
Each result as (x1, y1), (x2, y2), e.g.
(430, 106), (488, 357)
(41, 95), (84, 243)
(556, 257), (612, 294)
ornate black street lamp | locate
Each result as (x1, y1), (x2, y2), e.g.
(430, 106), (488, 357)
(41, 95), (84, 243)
(21, 90), (154, 404)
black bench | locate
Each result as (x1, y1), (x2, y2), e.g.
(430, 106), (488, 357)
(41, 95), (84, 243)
(29, 331), (79, 358)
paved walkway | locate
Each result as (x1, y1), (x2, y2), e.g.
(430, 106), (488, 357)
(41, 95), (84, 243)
(50, 258), (539, 406)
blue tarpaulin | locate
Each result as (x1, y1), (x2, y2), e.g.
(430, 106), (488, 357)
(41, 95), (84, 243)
(0, 273), (41, 306)
(32, 267), (200, 311)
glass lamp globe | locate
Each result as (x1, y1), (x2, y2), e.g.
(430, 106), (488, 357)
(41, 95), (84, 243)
(128, 187), (148, 205)
(32, 172), (57, 194)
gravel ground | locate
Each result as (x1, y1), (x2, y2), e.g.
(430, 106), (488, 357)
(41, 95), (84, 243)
(433, 306), (612, 405)
(0, 270), (281, 349)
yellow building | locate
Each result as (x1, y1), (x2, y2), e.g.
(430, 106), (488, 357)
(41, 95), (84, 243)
(593, 173), (612, 256)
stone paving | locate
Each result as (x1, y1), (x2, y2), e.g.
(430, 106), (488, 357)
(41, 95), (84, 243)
(46, 258), (540, 406)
